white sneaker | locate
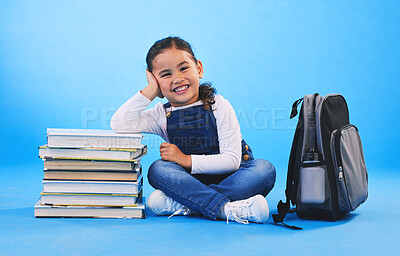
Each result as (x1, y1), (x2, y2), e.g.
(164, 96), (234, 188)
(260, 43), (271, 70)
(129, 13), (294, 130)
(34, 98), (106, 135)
(147, 189), (192, 218)
(219, 195), (269, 224)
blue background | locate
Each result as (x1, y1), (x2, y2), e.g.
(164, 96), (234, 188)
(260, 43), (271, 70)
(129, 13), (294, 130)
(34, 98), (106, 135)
(0, 1), (399, 255)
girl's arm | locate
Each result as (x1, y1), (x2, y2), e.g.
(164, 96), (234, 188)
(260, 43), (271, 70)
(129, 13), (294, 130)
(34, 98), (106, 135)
(110, 91), (164, 135)
(110, 72), (167, 139)
(190, 95), (242, 175)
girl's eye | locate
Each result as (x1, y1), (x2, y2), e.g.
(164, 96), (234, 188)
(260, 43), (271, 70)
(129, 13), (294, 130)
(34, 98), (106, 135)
(161, 73), (171, 78)
(180, 67), (189, 72)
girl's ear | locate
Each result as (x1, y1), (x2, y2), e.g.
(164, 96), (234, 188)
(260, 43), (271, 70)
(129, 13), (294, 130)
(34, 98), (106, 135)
(196, 60), (204, 79)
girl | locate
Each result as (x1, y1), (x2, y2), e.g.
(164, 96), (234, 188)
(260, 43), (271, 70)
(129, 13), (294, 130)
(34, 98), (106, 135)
(111, 37), (276, 224)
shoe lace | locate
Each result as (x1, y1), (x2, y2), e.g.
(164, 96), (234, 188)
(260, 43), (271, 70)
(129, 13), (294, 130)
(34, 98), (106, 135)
(164, 196), (191, 219)
(226, 211), (249, 225)
(168, 207), (191, 219)
(225, 200), (252, 225)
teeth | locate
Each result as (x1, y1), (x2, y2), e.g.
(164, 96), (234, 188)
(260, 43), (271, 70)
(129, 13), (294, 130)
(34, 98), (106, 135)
(174, 85), (189, 92)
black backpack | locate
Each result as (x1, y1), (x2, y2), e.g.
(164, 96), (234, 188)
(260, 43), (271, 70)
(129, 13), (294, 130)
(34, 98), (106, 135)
(273, 93), (368, 230)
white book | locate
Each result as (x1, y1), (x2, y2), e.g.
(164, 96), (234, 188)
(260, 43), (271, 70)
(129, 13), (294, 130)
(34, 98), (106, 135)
(42, 159), (140, 171)
(34, 198), (146, 218)
(43, 166), (142, 181)
(40, 190), (142, 206)
(47, 128), (143, 148)
(42, 177), (143, 194)
(39, 144), (147, 162)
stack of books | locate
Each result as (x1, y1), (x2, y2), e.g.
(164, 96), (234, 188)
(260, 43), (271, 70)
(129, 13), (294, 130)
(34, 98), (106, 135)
(34, 128), (147, 218)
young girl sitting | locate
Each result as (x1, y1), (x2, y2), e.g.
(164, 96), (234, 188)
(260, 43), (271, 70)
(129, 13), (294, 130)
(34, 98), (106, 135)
(111, 37), (276, 224)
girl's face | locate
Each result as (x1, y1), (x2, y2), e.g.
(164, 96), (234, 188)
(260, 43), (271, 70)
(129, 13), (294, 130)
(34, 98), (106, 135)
(152, 48), (203, 107)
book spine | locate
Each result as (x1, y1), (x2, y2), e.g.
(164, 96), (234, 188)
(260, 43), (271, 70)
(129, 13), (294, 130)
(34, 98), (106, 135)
(48, 136), (142, 148)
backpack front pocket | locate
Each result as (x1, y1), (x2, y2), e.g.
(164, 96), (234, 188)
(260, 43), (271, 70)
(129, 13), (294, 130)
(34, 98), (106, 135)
(331, 124), (368, 211)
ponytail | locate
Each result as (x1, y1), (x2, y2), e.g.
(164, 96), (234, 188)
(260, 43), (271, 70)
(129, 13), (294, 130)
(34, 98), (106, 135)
(199, 82), (216, 110)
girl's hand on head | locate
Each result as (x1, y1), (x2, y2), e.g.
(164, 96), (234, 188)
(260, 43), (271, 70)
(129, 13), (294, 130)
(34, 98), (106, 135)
(160, 143), (192, 170)
(141, 70), (164, 100)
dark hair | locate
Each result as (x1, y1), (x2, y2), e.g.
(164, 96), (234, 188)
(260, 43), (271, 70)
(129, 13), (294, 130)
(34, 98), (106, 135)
(146, 36), (216, 110)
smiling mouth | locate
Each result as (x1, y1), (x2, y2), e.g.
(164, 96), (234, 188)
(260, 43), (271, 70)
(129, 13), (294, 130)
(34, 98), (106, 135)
(172, 85), (189, 93)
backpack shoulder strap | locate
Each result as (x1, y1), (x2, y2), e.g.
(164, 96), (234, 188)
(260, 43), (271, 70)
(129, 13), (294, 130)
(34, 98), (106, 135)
(272, 93), (320, 230)
(272, 97), (304, 230)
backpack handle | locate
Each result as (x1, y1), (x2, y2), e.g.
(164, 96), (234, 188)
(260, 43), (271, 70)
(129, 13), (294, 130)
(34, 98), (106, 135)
(290, 98), (303, 119)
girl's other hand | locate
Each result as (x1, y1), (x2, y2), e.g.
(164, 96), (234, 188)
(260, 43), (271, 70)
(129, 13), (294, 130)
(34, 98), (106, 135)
(160, 143), (192, 170)
(141, 70), (164, 100)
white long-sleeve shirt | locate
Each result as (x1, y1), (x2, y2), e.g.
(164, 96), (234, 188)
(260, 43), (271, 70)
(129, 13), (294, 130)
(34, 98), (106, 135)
(110, 91), (242, 175)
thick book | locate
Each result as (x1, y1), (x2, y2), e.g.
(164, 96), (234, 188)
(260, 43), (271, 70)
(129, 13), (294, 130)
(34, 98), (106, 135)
(40, 190), (142, 206)
(39, 144), (147, 162)
(43, 166), (142, 181)
(34, 198), (146, 218)
(47, 128), (143, 148)
(42, 158), (141, 171)
(42, 177), (143, 194)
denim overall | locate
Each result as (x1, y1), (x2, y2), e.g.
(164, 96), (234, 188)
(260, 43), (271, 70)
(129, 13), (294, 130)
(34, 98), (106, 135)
(165, 103), (254, 184)
(147, 102), (276, 220)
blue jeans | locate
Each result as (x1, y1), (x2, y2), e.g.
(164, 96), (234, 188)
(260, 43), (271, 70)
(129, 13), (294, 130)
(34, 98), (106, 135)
(147, 159), (276, 220)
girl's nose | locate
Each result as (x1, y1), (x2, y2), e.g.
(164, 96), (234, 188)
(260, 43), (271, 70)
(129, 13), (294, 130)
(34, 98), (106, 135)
(173, 77), (184, 85)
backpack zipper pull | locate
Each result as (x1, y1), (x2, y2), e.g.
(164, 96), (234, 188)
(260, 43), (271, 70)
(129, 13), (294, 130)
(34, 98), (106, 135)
(338, 166), (343, 181)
